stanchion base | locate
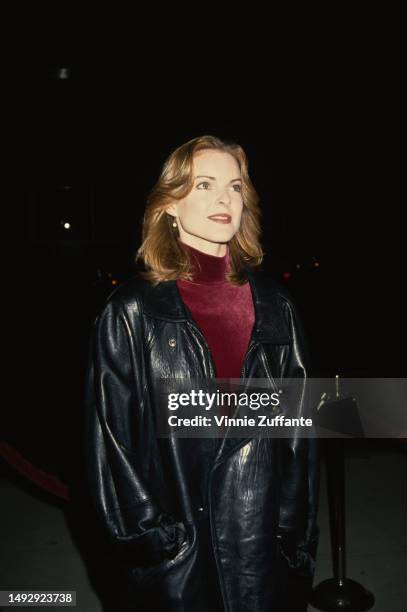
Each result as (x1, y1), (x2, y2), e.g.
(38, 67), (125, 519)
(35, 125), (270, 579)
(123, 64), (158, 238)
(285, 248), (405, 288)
(309, 578), (375, 611)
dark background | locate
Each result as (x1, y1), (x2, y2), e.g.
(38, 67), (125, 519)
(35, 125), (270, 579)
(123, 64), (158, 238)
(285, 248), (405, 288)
(2, 59), (403, 493)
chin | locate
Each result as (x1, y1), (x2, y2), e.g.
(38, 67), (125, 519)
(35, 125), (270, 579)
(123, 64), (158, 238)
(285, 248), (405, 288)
(206, 234), (235, 244)
(185, 229), (236, 244)
(206, 227), (237, 239)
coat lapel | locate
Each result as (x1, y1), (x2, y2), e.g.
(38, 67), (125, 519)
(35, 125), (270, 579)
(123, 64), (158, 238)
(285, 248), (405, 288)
(142, 268), (291, 345)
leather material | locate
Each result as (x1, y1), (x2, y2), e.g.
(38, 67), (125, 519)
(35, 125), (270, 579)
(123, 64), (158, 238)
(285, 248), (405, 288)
(84, 268), (320, 611)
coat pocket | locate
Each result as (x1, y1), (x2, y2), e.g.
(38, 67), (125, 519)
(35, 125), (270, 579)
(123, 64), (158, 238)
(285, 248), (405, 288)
(127, 526), (193, 588)
(276, 525), (320, 577)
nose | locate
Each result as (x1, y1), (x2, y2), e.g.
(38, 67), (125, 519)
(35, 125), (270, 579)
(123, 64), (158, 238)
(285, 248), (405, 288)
(216, 186), (232, 206)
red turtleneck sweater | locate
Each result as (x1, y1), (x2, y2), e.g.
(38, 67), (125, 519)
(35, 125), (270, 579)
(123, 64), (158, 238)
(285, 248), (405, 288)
(176, 239), (255, 378)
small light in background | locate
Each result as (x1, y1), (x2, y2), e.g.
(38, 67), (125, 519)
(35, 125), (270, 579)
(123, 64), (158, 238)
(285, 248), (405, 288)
(49, 67), (73, 82)
(56, 67), (72, 80)
(314, 261), (320, 268)
(111, 279), (118, 285)
(296, 264), (301, 269)
(282, 271), (292, 280)
(62, 221), (71, 230)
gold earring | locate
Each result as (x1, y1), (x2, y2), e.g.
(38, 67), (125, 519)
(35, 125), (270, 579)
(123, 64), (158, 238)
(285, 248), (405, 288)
(172, 219), (177, 228)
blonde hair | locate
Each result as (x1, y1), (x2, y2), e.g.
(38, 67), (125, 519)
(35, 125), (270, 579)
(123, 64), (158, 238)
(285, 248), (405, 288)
(135, 135), (264, 286)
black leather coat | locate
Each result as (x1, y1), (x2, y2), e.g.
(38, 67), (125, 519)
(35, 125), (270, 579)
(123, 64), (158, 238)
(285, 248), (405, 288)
(84, 268), (320, 612)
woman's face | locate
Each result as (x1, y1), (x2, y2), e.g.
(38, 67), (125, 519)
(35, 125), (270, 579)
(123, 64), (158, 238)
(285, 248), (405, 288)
(167, 149), (244, 256)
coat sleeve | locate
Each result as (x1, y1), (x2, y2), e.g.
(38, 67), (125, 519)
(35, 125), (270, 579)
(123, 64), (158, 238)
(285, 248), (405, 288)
(277, 293), (321, 608)
(83, 294), (186, 567)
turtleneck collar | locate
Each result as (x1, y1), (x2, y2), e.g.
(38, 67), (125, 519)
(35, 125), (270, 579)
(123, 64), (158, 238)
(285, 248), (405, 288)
(177, 238), (231, 283)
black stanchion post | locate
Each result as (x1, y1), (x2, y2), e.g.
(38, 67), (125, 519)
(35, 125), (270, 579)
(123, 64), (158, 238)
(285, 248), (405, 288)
(310, 375), (375, 612)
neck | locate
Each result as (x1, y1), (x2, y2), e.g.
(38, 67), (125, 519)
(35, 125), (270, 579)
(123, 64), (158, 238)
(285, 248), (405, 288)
(177, 238), (230, 282)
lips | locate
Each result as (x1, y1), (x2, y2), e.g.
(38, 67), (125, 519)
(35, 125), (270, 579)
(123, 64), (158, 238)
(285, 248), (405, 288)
(207, 214), (232, 224)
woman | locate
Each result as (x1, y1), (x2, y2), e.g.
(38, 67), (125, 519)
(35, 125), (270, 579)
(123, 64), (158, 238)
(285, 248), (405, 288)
(84, 135), (320, 611)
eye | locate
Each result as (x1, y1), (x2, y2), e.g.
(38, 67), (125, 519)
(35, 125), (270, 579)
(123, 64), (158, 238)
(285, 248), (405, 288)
(196, 181), (242, 192)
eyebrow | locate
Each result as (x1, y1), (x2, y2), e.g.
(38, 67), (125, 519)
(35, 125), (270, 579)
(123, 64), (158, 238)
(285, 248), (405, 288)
(194, 175), (242, 182)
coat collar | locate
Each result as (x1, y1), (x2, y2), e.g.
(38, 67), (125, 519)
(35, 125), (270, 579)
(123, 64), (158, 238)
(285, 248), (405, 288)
(142, 267), (291, 344)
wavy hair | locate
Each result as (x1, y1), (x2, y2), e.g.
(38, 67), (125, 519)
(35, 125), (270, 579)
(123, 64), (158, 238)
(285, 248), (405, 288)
(135, 135), (264, 285)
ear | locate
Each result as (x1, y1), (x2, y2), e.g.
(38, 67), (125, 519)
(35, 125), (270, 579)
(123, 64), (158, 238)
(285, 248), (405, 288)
(165, 202), (178, 217)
